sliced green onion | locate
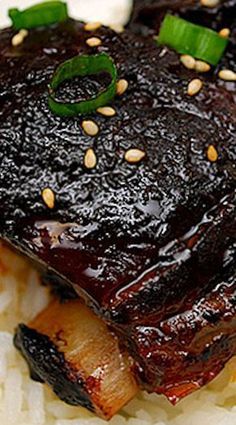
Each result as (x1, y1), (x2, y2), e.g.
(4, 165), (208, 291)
(48, 53), (117, 117)
(157, 14), (228, 66)
(9, 1), (68, 30)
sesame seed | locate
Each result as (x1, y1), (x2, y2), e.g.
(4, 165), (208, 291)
(195, 60), (211, 73)
(207, 145), (218, 162)
(84, 21), (101, 31)
(200, 0), (219, 7)
(187, 79), (203, 96)
(20, 29), (28, 38)
(109, 24), (124, 33)
(11, 29), (29, 47)
(219, 28), (230, 38)
(42, 188), (55, 209)
(12, 34), (23, 47)
(116, 79), (129, 96)
(84, 148), (97, 169)
(97, 106), (116, 117)
(82, 120), (99, 136)
(218, 69), (236, 81)
(125, 149), (146, 164)
(86, 37), (102, 47)
(180, 55), (196, 70)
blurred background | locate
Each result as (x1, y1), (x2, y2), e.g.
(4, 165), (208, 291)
(0, 0), (132, 27)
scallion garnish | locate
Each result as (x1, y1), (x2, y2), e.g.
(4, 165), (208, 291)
(9, 1), (68, 30)
(157, 14), (228, 66)
(48, 53), (117, 117)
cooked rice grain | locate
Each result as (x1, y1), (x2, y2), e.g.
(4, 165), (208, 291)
(0, 242), (235, 425)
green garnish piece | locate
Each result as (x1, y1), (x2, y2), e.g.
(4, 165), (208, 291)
(48, 53), (118, 117)
(157, 14), (228, 66)
(8, 1), (68, 30)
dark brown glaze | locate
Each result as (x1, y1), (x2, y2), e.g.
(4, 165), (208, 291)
(128, 0), (236, 90)
(0, 18), (235, 402)
(1, 21), (235, 305)
(104, 192), (236, 324)
(126, 1), (236, 396)
(134, 271), (236, 403)
(129, 0), (236, 35)
(124, 243), (236, 402)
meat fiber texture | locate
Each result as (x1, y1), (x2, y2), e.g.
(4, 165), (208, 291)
(0, 18), (235, 400)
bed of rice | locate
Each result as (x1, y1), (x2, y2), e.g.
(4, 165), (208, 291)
(0, 242), (235, 425)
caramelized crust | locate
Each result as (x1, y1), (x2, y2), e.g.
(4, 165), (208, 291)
(15, 299), (138, 419)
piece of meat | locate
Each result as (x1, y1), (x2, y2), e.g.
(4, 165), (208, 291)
(0, 16), (235, 405)
(15, 224), (236, 408)
(103, 192), (236, 324)
(129, 0), (236, 35)
(128, 0), (236, 83)
(14, 299), (138, 419)
(125, 242), (236, 402)
(125, 6), (236, 398)
(14, 194), (236, 405)
(1, 20), (235, 307)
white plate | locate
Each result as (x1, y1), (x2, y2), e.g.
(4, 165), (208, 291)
(0, 0), (132, 28)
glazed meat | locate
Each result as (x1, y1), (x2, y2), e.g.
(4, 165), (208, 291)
(124, 237), (236, 401)
(129, 0), (236, 34)
(0, 14), (235, 406)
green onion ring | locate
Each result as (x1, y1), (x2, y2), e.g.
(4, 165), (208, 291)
(48, 53), (118, 117)
(157, 14), (228, 66)
(9, 1), (68, 30)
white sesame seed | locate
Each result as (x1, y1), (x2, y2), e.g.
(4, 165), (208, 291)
(86, 37), (102, 47)
(200, 0), (219, 7)
(97, 106), (116, 117)
(207, 145), (218, 162)
(109, 24), (124, 33)
(187, 79), (203, 96)
(20, 29), (28, 38)
(218, 69), (236, 81)
(219, 28), (230, 38)
(11, 29), (28, 47)
(116, 79), (129, 96)
(12, 34), (23, 47)
(82, 120), (99, 136)
(84, 148), (97, 169)
(42, 188), (55, 209)
(84, 22), (101, 31)
(195, 60), (211, 73)
(125, 149), (146, 164)
(180, 55), (196, 70)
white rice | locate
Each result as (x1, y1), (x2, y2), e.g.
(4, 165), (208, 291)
(0, 242), (235, 425)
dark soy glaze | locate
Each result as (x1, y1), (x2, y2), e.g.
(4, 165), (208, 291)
(0, 16), (235, 401)
(128, 0), (236, 35)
